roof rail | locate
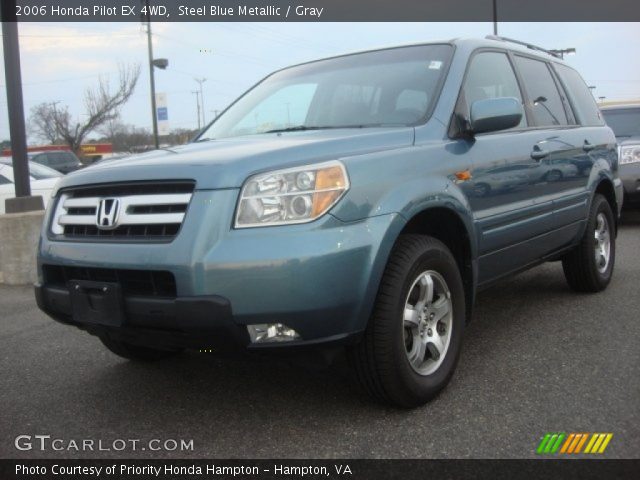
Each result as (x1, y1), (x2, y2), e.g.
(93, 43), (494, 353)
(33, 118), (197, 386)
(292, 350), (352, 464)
(485, 35), (561, 58)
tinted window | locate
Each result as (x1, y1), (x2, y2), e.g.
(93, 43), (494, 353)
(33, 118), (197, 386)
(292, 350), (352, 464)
(554, 64), (603, 126)
(31, 154), (49, 166)
(49, 153), (71, 166)
(463, 51), (526, 127)
(515, 56), (568, 126)
(601, 108), (640, 138)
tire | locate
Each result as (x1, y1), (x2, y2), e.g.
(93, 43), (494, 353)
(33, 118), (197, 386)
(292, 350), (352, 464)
(562, 194), (616, 292)
(100, 336), (183, 361)
(348, 235), (466, 408)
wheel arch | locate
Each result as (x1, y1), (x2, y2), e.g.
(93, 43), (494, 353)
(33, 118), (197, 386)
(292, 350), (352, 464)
(594, 177), (618, 234)
(398, 206), (477, 322)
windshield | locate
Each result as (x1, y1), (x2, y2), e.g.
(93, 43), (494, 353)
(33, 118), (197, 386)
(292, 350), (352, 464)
(197, 44), (453, 140)
(602, 108), (640, 138)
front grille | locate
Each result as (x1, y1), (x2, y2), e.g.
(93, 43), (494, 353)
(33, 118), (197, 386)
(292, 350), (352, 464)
(43, 265), (177, 297)
(50, 181), (195, 241)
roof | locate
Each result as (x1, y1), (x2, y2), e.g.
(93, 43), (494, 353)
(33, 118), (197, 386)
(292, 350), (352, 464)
(274, 36), (566, 78)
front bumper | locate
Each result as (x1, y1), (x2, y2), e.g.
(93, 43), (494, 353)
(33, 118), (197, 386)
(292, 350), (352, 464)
(35, 284), (251, 351)
(37, 189), (403, 351)
(621, 163), (640, 205)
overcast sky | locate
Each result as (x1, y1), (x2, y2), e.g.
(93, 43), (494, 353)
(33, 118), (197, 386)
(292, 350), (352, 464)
(1, 22), (638, 142)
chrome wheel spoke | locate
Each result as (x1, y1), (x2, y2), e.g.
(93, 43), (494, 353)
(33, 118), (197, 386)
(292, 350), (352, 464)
(403, 307), (420, 327)
(417, 274), (434, 305)
(409, 337), (427, 364)
(403, 270), (453, 376)
(427, 333), (445, 360)
(432, 296), (450, 322)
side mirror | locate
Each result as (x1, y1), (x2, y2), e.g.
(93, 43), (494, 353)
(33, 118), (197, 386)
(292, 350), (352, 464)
(469, 97), (523, 135)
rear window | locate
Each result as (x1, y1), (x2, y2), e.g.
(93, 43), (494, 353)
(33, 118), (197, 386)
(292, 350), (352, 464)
(554, 64), (603, 126)
(601, 108), (640, 138)
(515, 56), (568, 127)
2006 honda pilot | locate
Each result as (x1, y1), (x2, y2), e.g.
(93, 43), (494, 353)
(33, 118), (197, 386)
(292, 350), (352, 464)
(36, 37), (623, 407)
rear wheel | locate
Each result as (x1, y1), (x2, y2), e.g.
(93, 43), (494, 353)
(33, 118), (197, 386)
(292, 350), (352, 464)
(100, 336), (183, 361)
(349, 235), (466, 408)
(562, 194), (616, 292)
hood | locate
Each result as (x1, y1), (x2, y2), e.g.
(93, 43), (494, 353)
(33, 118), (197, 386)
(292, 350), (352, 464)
(54, 127), (414, 193)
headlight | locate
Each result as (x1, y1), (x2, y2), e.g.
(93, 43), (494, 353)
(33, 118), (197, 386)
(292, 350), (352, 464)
(235, 161), (349, 228)
(620, 145), (640, 165)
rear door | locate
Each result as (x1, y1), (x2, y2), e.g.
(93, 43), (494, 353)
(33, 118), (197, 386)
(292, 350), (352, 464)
(513, 56), (594, 236)
(552, 63), (612, 222)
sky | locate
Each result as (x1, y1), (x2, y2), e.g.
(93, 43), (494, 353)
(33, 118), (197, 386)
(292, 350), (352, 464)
(1, 22), (639, 143)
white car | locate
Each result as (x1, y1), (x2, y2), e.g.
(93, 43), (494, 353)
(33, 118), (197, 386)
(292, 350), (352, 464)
(0, 160), (62, 214)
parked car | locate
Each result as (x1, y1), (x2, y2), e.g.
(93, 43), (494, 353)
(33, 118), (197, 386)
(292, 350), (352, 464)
(0, 160), (61, 214)
(601, 104), (640, 207)
(29, 150), (83, 174)
(35, 37), (622, 407)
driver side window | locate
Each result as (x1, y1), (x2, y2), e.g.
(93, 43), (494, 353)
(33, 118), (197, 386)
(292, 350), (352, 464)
(462, 51), (526, 128)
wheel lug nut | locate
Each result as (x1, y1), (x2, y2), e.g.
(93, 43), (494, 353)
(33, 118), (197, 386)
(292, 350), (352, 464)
(427, 328), (432, 336)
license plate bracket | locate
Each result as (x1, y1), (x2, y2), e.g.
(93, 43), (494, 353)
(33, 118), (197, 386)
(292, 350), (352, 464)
(68, 280), (125, 327)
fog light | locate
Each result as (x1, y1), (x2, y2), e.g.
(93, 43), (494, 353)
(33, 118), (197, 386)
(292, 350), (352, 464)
(247, 323), (300, 343)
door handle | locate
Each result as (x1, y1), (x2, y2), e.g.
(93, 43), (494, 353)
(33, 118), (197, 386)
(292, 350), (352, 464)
(583, 141), (596, 152)
(531, 147), (549, 161)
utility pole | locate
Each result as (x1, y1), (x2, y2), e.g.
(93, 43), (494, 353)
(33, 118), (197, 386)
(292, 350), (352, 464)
(194, 78), (207, 126)
(144, 0), (159, 149)
(192, 91), (201, 129)
(492, 0), (498, 35)
(1, 1), (44, 213)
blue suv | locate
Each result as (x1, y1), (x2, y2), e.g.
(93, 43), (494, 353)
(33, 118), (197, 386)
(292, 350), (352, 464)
(35, 37), (622, 407)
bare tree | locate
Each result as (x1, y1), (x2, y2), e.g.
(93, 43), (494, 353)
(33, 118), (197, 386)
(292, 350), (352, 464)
(97, 121), (152, 153)
(28, 64), (141, 154)
(28, 103), (60, 144)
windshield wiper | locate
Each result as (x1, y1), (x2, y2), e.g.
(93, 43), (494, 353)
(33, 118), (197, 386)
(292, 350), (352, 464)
(265, 123), (401, 134)
(264, 125), (327, 133)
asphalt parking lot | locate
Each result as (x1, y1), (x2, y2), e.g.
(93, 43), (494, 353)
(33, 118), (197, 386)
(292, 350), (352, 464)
(1, 212), (639, 460)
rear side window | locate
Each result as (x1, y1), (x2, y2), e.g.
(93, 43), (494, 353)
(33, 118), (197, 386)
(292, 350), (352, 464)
(515, 56), (568, 127)
(554, 64), (603, 126)
(462, 51), (526, 127)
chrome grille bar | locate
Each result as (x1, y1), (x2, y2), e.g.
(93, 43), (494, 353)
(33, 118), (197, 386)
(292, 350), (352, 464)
(51, 186), (194, 239)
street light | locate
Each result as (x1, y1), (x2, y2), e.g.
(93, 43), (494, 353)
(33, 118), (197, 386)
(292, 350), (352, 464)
(549, 48), (576, 59)
(152, 58), (168, 70)
(144, 2), (169, 150)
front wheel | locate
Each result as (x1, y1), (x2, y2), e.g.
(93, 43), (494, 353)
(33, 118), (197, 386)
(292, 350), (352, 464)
(348, 235), (466, 408)
(562, 194), (616, 292)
